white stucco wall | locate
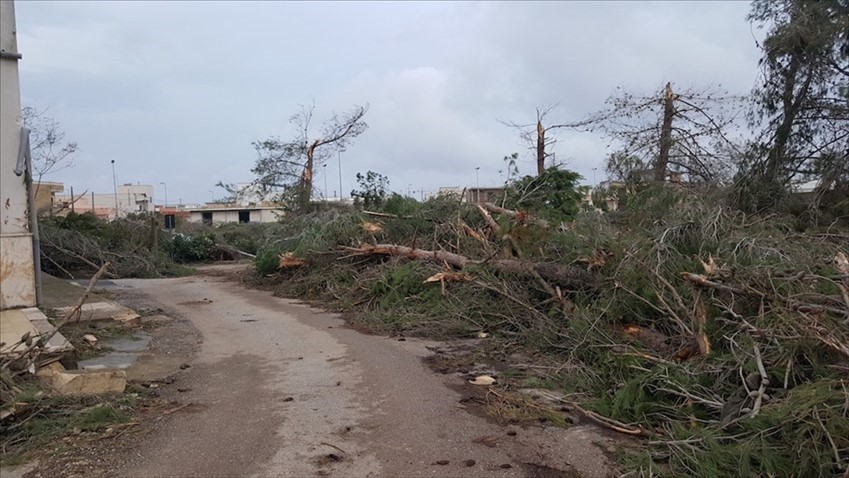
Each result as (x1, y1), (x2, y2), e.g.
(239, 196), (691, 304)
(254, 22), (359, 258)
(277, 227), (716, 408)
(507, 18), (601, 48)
(187, 208), (280, 224)
(0, 0), (36, 309)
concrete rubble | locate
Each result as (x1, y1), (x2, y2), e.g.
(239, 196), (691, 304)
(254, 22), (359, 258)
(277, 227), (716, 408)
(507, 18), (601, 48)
(37, 362), (127, 396)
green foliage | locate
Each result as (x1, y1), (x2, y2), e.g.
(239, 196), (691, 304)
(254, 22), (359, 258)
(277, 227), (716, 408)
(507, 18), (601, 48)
(255, 250), (281, 276)
(40, 213), (191, 278)
(351, 170), (390, 209)
(379, 193), (420, 216)
(169, 234), (217, 263)
(505, 167), (583, 221)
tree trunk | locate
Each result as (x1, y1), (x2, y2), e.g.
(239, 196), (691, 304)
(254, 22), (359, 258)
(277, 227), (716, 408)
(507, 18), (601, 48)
(343, 244), (597, 291)
(655, 82), (675, 182)
(536, 120), (546, 176)
(298, 140), (319, 212)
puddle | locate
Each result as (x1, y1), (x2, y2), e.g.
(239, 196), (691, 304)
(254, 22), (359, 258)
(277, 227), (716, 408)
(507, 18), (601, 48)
(77, 331), (151, 370)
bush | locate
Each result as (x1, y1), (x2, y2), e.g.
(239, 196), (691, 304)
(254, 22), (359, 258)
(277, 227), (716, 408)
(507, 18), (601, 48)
(170, 234), (217, 263)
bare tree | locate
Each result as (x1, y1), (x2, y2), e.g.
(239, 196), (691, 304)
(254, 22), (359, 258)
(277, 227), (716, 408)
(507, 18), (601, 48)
(576, 83), (747, 184)
(500, 105), (576, 176)
(21, 106), (78, 192)
(237, 102), (369, 212)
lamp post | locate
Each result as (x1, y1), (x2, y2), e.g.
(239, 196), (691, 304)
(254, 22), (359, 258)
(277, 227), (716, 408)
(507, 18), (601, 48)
(160, 182), (168, 208)
(323, 163), (329, 200)
(592, 167), (598, 187)
(475, 166), (480, 203)
(209, 190), (215, 202)
(338, 150), (344, 200)
(111, 160), (118, 219)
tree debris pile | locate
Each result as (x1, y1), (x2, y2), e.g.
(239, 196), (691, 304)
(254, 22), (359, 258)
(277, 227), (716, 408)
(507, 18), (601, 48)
(38, 213), (259, 278)
(254, 186), (848, 477)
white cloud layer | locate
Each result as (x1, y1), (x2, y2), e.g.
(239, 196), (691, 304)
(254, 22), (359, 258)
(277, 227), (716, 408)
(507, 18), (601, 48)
(15, 1), (760, 203)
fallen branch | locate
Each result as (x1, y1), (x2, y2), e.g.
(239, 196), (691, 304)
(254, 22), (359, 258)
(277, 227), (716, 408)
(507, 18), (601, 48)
(681, 272), (849, 318)
(482, 202), (549, 228)
(476, 204), (502, 236)
(536, 391), (654, 437)
(342, 244), (596, 290)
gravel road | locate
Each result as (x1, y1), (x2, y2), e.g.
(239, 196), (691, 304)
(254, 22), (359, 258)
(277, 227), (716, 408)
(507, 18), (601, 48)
(110, 273), (614, 478)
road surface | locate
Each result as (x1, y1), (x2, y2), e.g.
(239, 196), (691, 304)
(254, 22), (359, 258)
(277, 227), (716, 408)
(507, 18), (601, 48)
(111, 273), (613, 478)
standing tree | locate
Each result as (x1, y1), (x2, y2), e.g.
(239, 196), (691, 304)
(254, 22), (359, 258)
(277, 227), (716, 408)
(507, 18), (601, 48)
(736, 0), (849, 210)
(21, 106), (78, 193)
(245, 103), (369, 212)
(500, 106), (576, 176)
(576, 83), (746, 185)
(351, 170), (389, 209)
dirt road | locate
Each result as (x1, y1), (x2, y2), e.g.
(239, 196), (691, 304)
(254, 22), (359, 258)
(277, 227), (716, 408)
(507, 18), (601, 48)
(111, 273), (614, 478)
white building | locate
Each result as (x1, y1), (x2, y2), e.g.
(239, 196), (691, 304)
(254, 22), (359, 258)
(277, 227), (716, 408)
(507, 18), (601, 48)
(187, 205), (281, 225)
(55, 183), (154, 219)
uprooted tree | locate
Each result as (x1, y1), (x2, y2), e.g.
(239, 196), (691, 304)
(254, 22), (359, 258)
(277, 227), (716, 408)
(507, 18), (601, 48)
(234, 102), (369, 212)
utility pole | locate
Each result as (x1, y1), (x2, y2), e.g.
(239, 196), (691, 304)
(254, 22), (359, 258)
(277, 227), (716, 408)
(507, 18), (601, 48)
(338, 150), (343, 200)
(111, 160), (118, 219)
(160, 182), (168, 208)
(323, 163), (328, 200)
(475, 166), (480, 204)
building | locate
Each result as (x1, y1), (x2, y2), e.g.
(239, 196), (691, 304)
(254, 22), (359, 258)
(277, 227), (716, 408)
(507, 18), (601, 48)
(463, 187), (505, 204)
(187, 204), (281, 225)
(33, 181), (64, 214)
(54, 183), (154, 219)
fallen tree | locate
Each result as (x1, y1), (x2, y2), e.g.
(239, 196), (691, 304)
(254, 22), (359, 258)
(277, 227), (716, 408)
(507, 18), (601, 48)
(342, 243), (597, 291)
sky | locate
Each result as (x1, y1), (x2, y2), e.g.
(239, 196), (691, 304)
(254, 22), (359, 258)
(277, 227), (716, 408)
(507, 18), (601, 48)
(15, 1), (762, 205)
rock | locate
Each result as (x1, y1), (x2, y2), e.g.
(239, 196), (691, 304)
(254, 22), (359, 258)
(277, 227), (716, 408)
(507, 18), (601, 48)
(500, 463), (512, 469)
(434, 460), (449, 465)
(465, 459), (476, 467)
(41, 363), (126, 396)
(83, 334), (98, 345)
(469, 375), (496, 386)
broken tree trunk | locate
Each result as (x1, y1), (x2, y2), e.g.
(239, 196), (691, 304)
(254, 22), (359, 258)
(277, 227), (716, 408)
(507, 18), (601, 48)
(343, 244), (596, 291)
(481, 202), (550, 228)
(655, 82), (675, 182)
(536, 120), (546, 176)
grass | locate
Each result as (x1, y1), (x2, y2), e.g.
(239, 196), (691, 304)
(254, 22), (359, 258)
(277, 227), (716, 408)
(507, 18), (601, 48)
(0, 375), (136, 466)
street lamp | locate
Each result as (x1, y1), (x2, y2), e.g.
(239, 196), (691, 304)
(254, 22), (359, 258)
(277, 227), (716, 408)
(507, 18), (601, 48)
(592, 167), (598, 187)
(475, 166), (480, 203)
(338, 150), (344, 200)
(160, 182), (168, 208)
(323, 163), (329, 200)
(111, 160), (118, 219)
(209, 190), (215, 202)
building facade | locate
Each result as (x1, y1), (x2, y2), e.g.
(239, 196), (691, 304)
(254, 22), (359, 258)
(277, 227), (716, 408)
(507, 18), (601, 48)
(187, 205), (280, 225)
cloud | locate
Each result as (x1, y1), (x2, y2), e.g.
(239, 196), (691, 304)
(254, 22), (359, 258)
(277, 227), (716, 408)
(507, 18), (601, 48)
(14, 1), (761, 203)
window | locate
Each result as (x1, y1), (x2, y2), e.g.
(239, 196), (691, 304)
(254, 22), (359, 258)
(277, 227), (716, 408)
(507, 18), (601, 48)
(238, 210), (250, 223)
(202, 212), (213, 225)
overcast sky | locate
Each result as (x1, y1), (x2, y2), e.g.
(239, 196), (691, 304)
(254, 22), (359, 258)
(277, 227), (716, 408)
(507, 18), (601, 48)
(16, 1), (761, 204)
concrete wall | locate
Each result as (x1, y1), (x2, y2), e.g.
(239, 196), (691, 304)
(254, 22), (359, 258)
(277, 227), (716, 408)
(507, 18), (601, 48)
(0, 0), (36, 308)
(55, 185), (154, 219)
(118, 184), (153, 216)
(187, 208), (280, 224)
